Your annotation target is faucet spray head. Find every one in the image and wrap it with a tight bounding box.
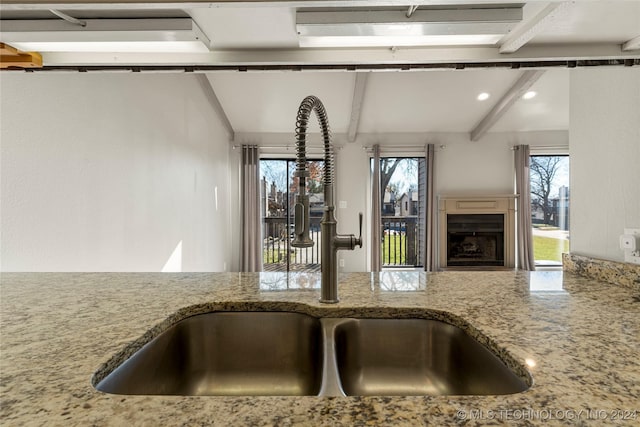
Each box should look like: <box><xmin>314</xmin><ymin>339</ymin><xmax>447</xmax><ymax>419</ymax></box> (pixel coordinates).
<box><xmin>291</xmin><ymin>193</ymin><xmax>314</xmax><ymax>248</ymax></box>
<box><xmin>291</xmin><ymin>166</ymin><xmax>314</xmax><ymax>248</ymax></box>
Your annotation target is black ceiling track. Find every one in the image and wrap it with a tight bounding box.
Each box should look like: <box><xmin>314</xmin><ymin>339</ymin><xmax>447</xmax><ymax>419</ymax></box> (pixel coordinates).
<box><xmin>7</xmin><ymin>58</ymin><xmax>640</xmax><ymax>72</ymax></box>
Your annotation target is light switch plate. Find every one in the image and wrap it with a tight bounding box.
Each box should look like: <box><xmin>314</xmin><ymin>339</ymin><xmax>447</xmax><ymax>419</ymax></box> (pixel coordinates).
<box><xmin>623</xmin><ymin>228</ymin><xmax>640</xmax><ymax>265</ymax></box>
<box><xmin>620</xmin><ymin>235</ymin><xmax>637</xmax><ymax>250</ymax></box>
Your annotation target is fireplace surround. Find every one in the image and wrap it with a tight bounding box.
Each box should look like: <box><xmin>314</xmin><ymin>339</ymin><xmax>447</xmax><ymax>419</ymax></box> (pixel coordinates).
<box><xmin>439</xmin><ymin>195</ymin><xmax>516</xmax><ymax>270</ymax></box>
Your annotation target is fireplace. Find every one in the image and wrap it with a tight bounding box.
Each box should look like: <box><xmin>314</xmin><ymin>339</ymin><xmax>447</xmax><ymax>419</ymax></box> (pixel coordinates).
<box><xmin>447</xmin><ymin>214</ymin><xmax>504</xmax><ymax>266</ymax></box>
<box><xmin>439</xmin><ymin>196</ymin><xmax>516</xmax><ymax>269</ymax></box>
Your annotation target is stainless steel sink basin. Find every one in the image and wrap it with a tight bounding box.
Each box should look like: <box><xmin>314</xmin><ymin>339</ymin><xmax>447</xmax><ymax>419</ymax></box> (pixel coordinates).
<box><xmin>95</xmin><ymin>312</ymin><xmax>530</xmax><ymax>397</ymax></box>
<box><xmin>96</xmin><ymin>312</ymin><xmax>323</xmax><ymax>396</ymax></box>
<box><xmin>333</xmin><ymin>318</ymin><xmax>529</xmax><ymax>396</ymax></box>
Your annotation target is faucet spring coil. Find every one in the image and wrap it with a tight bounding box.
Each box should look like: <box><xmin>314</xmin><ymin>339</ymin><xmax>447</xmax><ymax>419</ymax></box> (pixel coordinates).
<box><xmin>294</xmin><ymin>95</ymin><xmax>334</xmax><ymax>187</ymax></box>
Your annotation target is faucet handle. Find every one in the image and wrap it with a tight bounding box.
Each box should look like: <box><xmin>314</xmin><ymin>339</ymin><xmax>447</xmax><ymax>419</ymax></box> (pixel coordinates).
<box><xmin>356</xmin><ymin>212</ymin><xmax>363</xmax><ymax>248</ymax></box>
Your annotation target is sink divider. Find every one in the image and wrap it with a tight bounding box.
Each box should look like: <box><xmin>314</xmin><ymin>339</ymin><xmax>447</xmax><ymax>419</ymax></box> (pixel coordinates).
<box><xmin>318</xmin><ymin>318</ymin><xmax>352</xmax><ymax>397</ymax></box>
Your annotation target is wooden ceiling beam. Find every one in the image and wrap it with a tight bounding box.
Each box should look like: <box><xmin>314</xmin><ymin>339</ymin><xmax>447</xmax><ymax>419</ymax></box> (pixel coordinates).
<box><xmin>347</xmin><ymin>72</ymin><xmax>369</xmax><ymax>143</ymax></box>
<box><xmin>1</xmin><ymin>42</ymin><xmax>20</xmax><ymax>55</ymax></box>
<box><xmin>0</xmin><ymin>42</ymin><xmax>43</xmax><ymax>69</ymax></box>
<box><xmin>622</xmin><ymin>35</ymin><xmax>640</xmax><ymax>52</ymax></box>
<box><xmin>499</xmin><ymin>2</ymin><xmax>574</xmax><ymax>54</ymax></box>
<box><xmin>195</xmin><ymin>74</ymin><xmax>235</xmax><ymax>141</ymax></box>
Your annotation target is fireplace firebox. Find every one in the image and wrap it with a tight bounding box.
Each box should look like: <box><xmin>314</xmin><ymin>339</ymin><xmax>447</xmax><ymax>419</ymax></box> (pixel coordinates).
<box><xmin>447</xmin><ymin>214</ymin><xmax>504</xmax><ymax>266</ymax></box>
<box><xmin>439</xmin><ymin>196</ymin><xmax>516</xmax><ymax>270</ymax></box>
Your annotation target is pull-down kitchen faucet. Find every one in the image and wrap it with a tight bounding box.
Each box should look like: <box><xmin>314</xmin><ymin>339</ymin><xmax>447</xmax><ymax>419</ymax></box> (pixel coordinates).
<box><xmin>290</xmin><ymin>95</ymin><xmax>362</xmax><ymax>303</ymax></box>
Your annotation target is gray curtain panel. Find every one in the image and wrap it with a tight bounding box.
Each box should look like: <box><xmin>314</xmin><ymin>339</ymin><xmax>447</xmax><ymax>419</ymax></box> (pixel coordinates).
<box><xmin>370</xmin><ymin>144</ymin><xmax>382</xmax><ymax>272</ymax></box>
<box><xmin>425</xmin><ymin>144</ymin><xmax>438</xmax><ymax>271</ymax></box>
<box><xmin>241</xmin><ymin>145</ymin><xmax>262</xmax><ymax>272</ymax></box>
<box><xmin>514</xmin><ymin>145</ymin><xmax>535</xmax><ymax>270</ymax></box>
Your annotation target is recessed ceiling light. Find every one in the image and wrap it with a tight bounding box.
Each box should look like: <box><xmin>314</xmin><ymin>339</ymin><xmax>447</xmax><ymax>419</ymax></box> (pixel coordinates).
<box><xmin>477</xmin><ymin>92</ymin><xmax>490</xmax><ymax>101</ymax></box>
<box><xmin>523</xmin><ymin>91</ymin><xmax>537</xmax><ymax>100</ymax></box>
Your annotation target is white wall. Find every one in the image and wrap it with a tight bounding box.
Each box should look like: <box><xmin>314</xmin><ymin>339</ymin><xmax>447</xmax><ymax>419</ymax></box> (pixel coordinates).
<box><xmin>569</xmin><ymin>67</ymin><xmax>640</xmax><ymax>262</ymax></box>
<box><xmin>335</xmin><ymin>142</ymin><xmax>370</xmax><ymax>272</ymax></box>
<box><xmin>433</xmin><ymin>131</ymin><xmax>569</xmax><ymax>194</ymax></box>
<box><xmin>1</xmin><ymin>73</ymin><xmax>233</xmax><ymax>272</ymax></box>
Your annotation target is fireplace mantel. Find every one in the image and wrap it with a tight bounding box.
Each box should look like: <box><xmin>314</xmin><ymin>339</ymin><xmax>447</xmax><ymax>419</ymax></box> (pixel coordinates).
<box><xmin>438</xmin><ymin>195</ymin><xmax>517</xmax><ymax>270</ymax></box>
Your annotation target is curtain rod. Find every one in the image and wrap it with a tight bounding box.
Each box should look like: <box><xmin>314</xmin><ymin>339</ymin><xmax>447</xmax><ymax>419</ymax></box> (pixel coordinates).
<box><xmin>363</xmin><ymin>144</ymin><xmax>566</xmax><ymax>153</ymax></box>
<box><xmin>363</xmin><ymin>144</ymin><xmax>428</xmax><ymax>153</ymax></box>
<box><xmin>512</xmin><ymin>145</ymin><xmax>569</xmax><ymax>151</ymax></box>
<box><xmin>232</xmin><ymin>144</ymin><xmax>339</xmax><ymax>151</ymax></box>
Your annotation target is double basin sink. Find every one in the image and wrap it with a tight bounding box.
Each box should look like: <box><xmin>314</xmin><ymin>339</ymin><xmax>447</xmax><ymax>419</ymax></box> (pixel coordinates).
<box><xmin>95</xmin><ymin>311</ymin><xmax>530</xmax><ymax>397</ymax></box>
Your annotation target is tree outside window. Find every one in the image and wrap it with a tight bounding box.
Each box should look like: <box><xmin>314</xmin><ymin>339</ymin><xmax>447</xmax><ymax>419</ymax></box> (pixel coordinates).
<box><xmin>530</xmin><ymin>155</ymin><xmax>570</xmax><ymax>265</ymax></box>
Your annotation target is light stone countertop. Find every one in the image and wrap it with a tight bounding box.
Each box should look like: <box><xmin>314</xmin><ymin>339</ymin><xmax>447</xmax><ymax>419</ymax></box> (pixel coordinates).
<box><xmin>1</xmin><ymin>271</ymin><xmax>639</xmax><ymax>426</ymax></box>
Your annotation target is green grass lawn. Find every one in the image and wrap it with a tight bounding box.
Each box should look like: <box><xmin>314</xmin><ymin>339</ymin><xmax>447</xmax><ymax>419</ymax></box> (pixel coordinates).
<box><xmin>267</xmin><ymin>232</ymin><xmax>568</xmax><ymax>264</ymax></box>
<box><xmin>265</xmin><ymin>234</ymin><xmax>408</xmax><ymax>266</ymax></box>
<box><xmin>382</xmin><ymin>234</ymin><xmax>406</xmax><ymax>265</ymax></box>
<box><xmin>533</xmin><ymin>235</ymin><xmax>569</xmax><ymax>262</ymax></box>
<box><xmin>263</xmin><ymin>248</ymin><xmax>289</xmax><ymax>263</ymax></box>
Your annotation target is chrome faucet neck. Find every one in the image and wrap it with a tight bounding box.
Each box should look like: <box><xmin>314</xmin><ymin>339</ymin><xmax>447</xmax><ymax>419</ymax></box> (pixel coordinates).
<box><xmin>291</xmin><ymin>96</ymin><xmax>362</xmax><ymax>304</ymax></box>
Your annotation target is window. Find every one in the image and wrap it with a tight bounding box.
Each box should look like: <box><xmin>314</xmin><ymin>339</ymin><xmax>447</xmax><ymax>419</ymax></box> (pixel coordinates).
<box><xmin>373</xmin><ymin>157</ymin><xmax>425</xmax><ymax>268</ymax></box>
<box><xmin>530</xmin><ymin>155</ymin><xmax>570</xmax><ymax>266</ymax></box>
<box><xmin>260</xmin><ymin>159</ymin><xmax>324</xmax><ymax>272</ymax></box>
